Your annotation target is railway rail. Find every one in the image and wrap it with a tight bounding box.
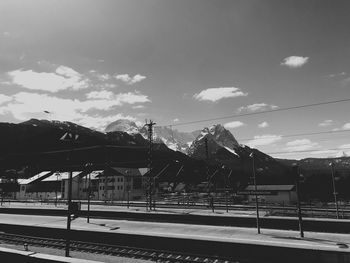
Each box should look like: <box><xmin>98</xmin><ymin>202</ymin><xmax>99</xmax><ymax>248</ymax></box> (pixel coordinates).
<box><xmin>0</xmin><ymin>232</ymin><xmax>238</xmax><ymax>263</ymax></box>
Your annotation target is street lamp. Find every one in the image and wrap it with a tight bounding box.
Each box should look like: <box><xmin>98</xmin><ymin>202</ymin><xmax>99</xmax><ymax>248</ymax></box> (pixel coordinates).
<box><xmin>222</xmin><ymin>165</ymin><xmax>232</xmax><ymax>213</ymax></box>
<box><xmin>60</xmin><ymin>132</ymin><xmax>79</xmax><ymax>257</ymax></box>
<box><xmin>55</xmin><ymin>172</ymin><xmax>61</xmax><ymax>207</ymax></box>
<box><xmin>85</xmin><ymin>163</ymin><xmax>93</xmax><ymax>223</ymax></box>
<box><xmin>329</xmin><ymin>162</ymin><xmax>339</xmax><ymax>219</ymax></box>
<box><xmin>249</xmin><ymin>152</ymin><xmax>260</xmax><ymax>234</ymax></box>
<box><xmin>292</xmin><ymin>163</ymin><xmax>304</xmax><ymax>238</ymax></box>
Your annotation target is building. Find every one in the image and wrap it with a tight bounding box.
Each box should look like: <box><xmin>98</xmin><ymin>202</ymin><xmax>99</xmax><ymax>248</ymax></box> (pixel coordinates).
<box><xmin>244</xmin><ymin>184</ymin><xmax>297</xmax><ymax>204</ymax></box>
<box><xmin>18</xmin><ymin>171</ymin><xmax>84</xmax><ymax>201</ymax></box>
<box><xmin>97</xmin><ymin>167</ymin><xmax>148</xmax><ymax>201</ymax></box>
<box><xmin>16</xmin><ymin>167</ymin><xmax>149</xmax><ymax>202</ymax></box>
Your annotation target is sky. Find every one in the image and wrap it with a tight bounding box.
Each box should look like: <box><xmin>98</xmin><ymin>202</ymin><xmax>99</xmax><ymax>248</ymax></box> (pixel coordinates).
<box><xmin>0</xmin><ymin>0</ymin><xmax>350</xmax><ymax>159</ymax></box>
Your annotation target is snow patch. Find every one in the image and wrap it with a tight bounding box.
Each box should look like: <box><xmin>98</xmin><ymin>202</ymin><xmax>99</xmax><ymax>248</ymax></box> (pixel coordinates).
<box><xmin>224</xmin><ymin>146</ymin><xmax>239</xmax><ymax>157</ymax></box>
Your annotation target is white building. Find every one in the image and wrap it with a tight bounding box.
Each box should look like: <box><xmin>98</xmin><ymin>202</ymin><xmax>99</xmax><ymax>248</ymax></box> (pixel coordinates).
<box><xmin>244</xmin><ymin>184</ymin><xmax>297</xmax><ymax>204</ymax></box>
<box><xmin>98</xmin><ymin>167</ymin><xmax>148</xmax><ymax>201</ymax></box>
<box><xmin>17</xmin><ymin>167</ymin><xmax>149</xmax><ymax>202</ymax></box>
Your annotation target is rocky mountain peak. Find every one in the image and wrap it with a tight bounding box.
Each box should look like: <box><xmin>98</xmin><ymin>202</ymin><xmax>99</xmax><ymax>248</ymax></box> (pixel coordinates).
<box><xmin>188</xmin><ymin>124</ymin><xmax>240</xmax><ymax>158</ymax></box>
<box><xmin>105</xmin><ymin>119</ymin><xmax>139</xmax><ymax>134</ymax></box>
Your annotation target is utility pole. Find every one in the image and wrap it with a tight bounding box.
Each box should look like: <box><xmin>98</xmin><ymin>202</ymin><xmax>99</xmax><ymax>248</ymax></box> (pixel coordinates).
<box><xmin>250</xmin><ymin>152</ymin><xmax>260</xmax><ymax>234</ymax></box>
<box><xmin>329</xmin><ymin>162</ymin><xmax>339</xmax><ymax>219</ymax></box>
<box><xmin>293</xmin><ymin>163</ymin><xmax>304</xmax><ymax>238</ymax></box>
<box><xmin>145</xmin><ymin>120</ymin><xmax>156</xmax><ymax>211</ymax></box>
<box><xmin>85</xmin><ymin>163</ymin><xmax>92</xmax><ymax>223</ymax></box>
<box><xmin>205</xmin><ymin>138</ymin><xmax>213</xmax><ymax>211</ymax></box>
<box><xmin>60</xmin><ymin>132</ymin><xmax>79</xmax><ymax>257</ymax></box>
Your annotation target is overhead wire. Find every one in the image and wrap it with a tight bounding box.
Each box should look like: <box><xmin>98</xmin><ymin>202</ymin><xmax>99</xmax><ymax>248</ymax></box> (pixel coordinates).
<box><xmin>157</xmin><ymin>97</ymin><xmax>350</xmax><ymax>128</ymax></box>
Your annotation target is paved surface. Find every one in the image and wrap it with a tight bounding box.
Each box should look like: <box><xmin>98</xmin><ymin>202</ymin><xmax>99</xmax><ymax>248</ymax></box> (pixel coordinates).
<box><xmin>0</xmin><ymin>213</ymin><xmax>349</xmax><ymax>253</ymax></box>
<box><xmin>0</xmin><ymin>200</ymin><xmax>272</xmax><ymax>217</ymax></box>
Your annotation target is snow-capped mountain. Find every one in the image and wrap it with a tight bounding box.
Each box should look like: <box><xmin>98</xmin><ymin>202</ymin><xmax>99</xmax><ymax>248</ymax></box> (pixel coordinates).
<box><xmin>188</xmin><ymin>124</ymin><xmax>241</xmax><ymax>158</ymax></box>
<box><xmin>106</xmin><ymin>119</ymin><xmax>199</xmax><ymax>153</ymax></box>
<box><xmin>105</xmin><ymin>119</ymin><xmax>139</xmax><ymax>134</ymax></box>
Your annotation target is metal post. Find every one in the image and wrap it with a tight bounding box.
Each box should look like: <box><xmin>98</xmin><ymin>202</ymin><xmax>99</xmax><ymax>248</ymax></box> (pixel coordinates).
<box><xmin>145</xmin><ymin>120</ymin><xmax>156</xmax><ymax>211</ymax></box>
<box><xmin>55</xmin><ymin>172</ymin><xmax>58</xmax><ymax>207</ymax></box>
<box><xmin>251</xmin><ymin>152</ymin><xmax>260</xmax><ymax>234</ymax></box>
<box><xmin>293</xmin><ymin>163</ymin><xmax>304</xmax><ymax>238</ymax></box>
<box><xmin>87</xmin><ymin>169</ymin><xmax>91</xmax><ymax>223</ymax></box>
<box><xmin>60</xmin><ymin>131</ymin><xmax>79</xmax><ymax>258</ymax></box>
<box><xmin>330</xmin><ymin>163</ymin><xmax>339</xmax><ymax>219</ymax></box>
<box><xmin>65</xmin><ymin>169</ymin><xmax>73</xmax><ymax>257</ymax></box>
<box><xmin>205</xmin><ymin>138</ymin><xmax>211</xmax><ymax>210</ymax></box>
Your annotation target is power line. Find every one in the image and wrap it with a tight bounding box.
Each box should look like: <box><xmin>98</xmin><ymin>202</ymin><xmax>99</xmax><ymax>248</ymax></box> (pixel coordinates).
<box><xmin>158</xmin><ymin>97</ymin><xmax>350</xmax><ymax>127</ymax></box>
<box><xmin>266</xmin><ymin>146</ymin><xmax>350</xmax><ymax>156</ymax></box>
<box><xmin>238</xmin><ymin>129</ymin><xmax>350</xmax><ymax>142</ymax></box>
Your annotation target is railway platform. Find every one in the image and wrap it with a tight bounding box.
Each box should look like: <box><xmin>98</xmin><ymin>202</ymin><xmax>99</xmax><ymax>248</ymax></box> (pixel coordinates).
<box><xmin>0</xmin><ymin>213</ymin><xmax>348</xmax><ymax>262</ymax></box>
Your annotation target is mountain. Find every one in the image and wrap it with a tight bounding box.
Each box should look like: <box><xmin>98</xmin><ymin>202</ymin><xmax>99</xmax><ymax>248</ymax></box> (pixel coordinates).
<box><xmin>105</xmin><ymin>119</ymin><xmax>139</xmax><ymax>134</ymax></box>
<box><xmin>106</xmin><ymin>119</ymin><xmax>199</xmax><ymax>153</ymax></box>
<box><xmin>188</xmin><ymin>124</ymin><xmax>291</xmax><ymax>184</ymax></box>
<box><xmin>0</xmin><ymin>119</ymin><xmax>181</xmax><ymax>169</ymax></box>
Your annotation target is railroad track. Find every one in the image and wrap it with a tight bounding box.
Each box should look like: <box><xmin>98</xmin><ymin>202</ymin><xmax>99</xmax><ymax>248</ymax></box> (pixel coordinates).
<box><xmin>0</xmin><ymin>232</ymin><xmax>238</xmax><ymax>263</ymax></box>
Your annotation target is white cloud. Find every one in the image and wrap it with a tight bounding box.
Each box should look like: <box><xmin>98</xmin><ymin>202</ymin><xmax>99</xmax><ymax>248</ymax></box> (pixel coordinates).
<box><xmin>281</xmin><ymin>56</ymin><xmax>309</xmax><ymax>68</ymax></box>
<box><xmin>284</xmin><ymin>139</ymin><xmax>319</xmax><ymax>152</ymax></box>
<box><xmin>342</xmin><ymin>123</ymin><xmax>350</xmax><ymax>130</ymax></box>
<box><xmin>132</xmin><ymin>105</ymin><xmax>145</xmax><ymax>109</ymax></box>
<box><xmin>0</xmin><ymin>92</ymin><xmax>143</xmax><ymax>131</ymax></box>
<box><xmin>224</xmin><ymin>121</ymin><xmax>245</xmax><ymax>129</ymax></box>
<box><xmin>246</xmin><ymin>134</ymin><xmax>282</xmax><ymax>147</ymax></box>
<box><xmin>0</xmin><ymin>90</ymin><xmax>149</xmax><ymax>121</ymax></box>
<box><xmin>86</xmin><ymin>90</ymin><xmax>114</xmax><ymax>100</ymax></box>
<box><xmin>193</xmin><ymin>87</ymin><xmax>247</xmax><ymax>102</ymax></box>
<box><xmin>8</xmin><ymin>66</ymin><xmax>89</xmax><ymax>92</ymax></box>
<box><xmin>238</xmin><ymin>103</ymin><xmax>278</xmax><ymax>113</ymax></box>
<box><xmin>338</xmin><ymin>144</ymin><xmax>350</xmax><ymax>150</ymax></box>
<box><xmin>326</xmin><ymin>72</ymin><xmax>346</xmax><ymax>78</ymax></box>
<box><xmin>318</xmin><ymin>119</ymin><xmax>333</xmax><ymax>127</ymax></box>
<box><xmin>0</xmin><ymin>94</ymin><xmax>12</xmax><ymax>105</ymax></box>
<box><xmin>76</xmin><ymin>113</ymin><xmax>136</xmax><ymax>131</ymax></box>
<box><xmin>258</xmin><ymin>121</ymin><xmax>269</xmax><ymax>128</ymax></box>
<box><xmin>173</xmin><ymin>118</ymin><xmax>179</xmax><ymax>122</ymax></box>
<box><xmin>115</xmin><ymin>74</ymin><xmax>146</xmax><ymax>85</ymax></box>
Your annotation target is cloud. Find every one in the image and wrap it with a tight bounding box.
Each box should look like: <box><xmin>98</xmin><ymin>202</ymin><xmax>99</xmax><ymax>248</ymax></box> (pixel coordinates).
<box><xmin>246</xmin><ymin>134</ymin><xmax>282</xmax><ymax>147</ymax></box>
<box><xmin>284</xmin><ymin>139</ymin><xmax>319</xmax><ymax>152</ymax></box>
<box><xmin>281</xmin><ymin>56</ymin><xmax>309</xmax><ymax>68</ymax></box>
<box><xmin>193</xmin><ymin>87</ymin><xmax>247</xmax><ymax>102</ymax></box>
<box><xmin>224</xmin><ymin>121</ymin><xmax>245</xmax><ymax>129</ymax></box>
<box><xmin>326</xmin><ymin>72</ymin><xmax>346</xmax><ymax>78</ymax></box>
<box><xmin>238</xmin><ymin>103</ymin><xmax>278</xmax><ymax>113</ymax></box>
<box><xmin>132</xmin><ymin>105</ymin><xmax>145</xmax><ymax>109</ymax></box>
<box><xmin>76</xmin><ymin>113</ymin><xmax>136</xmax><ymax>131</ymax></box>
<box><xmin>115</xmin><ymin>74</ymin><xmax>146</xmax><ymax>85</ymax></box>
<box><xmin>342</xmin><ymin>123</ymin><xmax>350</xmax><ymax>130</ymax></box>
<box><xmin>173</xmin><ymin>118</ymin><xmax>179</xmax><ymax>122</ymax></box>
<box><xmin>86</xmin><ymin>90</ymin><xmax>114</xmax><ymax>100</ymax></box>
<box><xmin>88</xmin><ymin>70</ymin><xmax>112</xmax><ymax>82</ymax></box>
<box><xmin>7</xmin><ymin>66</ymin><xmax>89</xmax><ymax>92</ymax></box>
<box><xmin>338</xmin><ymin>144</ymin><xmax>350</xmax><ymax>150</ymax></box>
<box><xmin>0</xmin><ymin>91</ymin><xmax>149</xmax><ymax>124</ymax></box>
<box><xmin>318</xmin><ymin>119</ymin><xmax>333</xmax><ymax>127</ymax></box>
<box><xmin>258</xmin><ymin>121</ymin><xmax>269</xmax><ymax>128</ymax></box>
<box><xmin>0</xmin><ymin>94</ymin><xmax>12</xmax><ymax>105</ymax></box>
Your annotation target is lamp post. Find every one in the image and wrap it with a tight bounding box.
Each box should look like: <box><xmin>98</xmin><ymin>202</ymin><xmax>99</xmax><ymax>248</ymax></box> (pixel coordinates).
<box><xmin>250</xmin><ymin>152</ymin><xmax>260</xmax><ymax>234</ymax></box>
<box><xmin>55</xmin><ymin>172</ymin><xmax>60</xmax><ymax>207</ymax></box>
<box><xmin>329</xmin><ymin>162</ymin><xmax>339</xmax><ymax>219</ymax></box>
<box><xmin>85</xmin><ymin>163</ymin><xmax>92</xmax><ymax>223</ymax></box>
<box><xmin>292</xmin><ymin>163</ymin><xmax>304</xmax><ymax>238</ymax></box>
<box><xmin>60</xmin><ymin>132</ymin><xmax>79</xmax><ymax>257</ymax></box>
